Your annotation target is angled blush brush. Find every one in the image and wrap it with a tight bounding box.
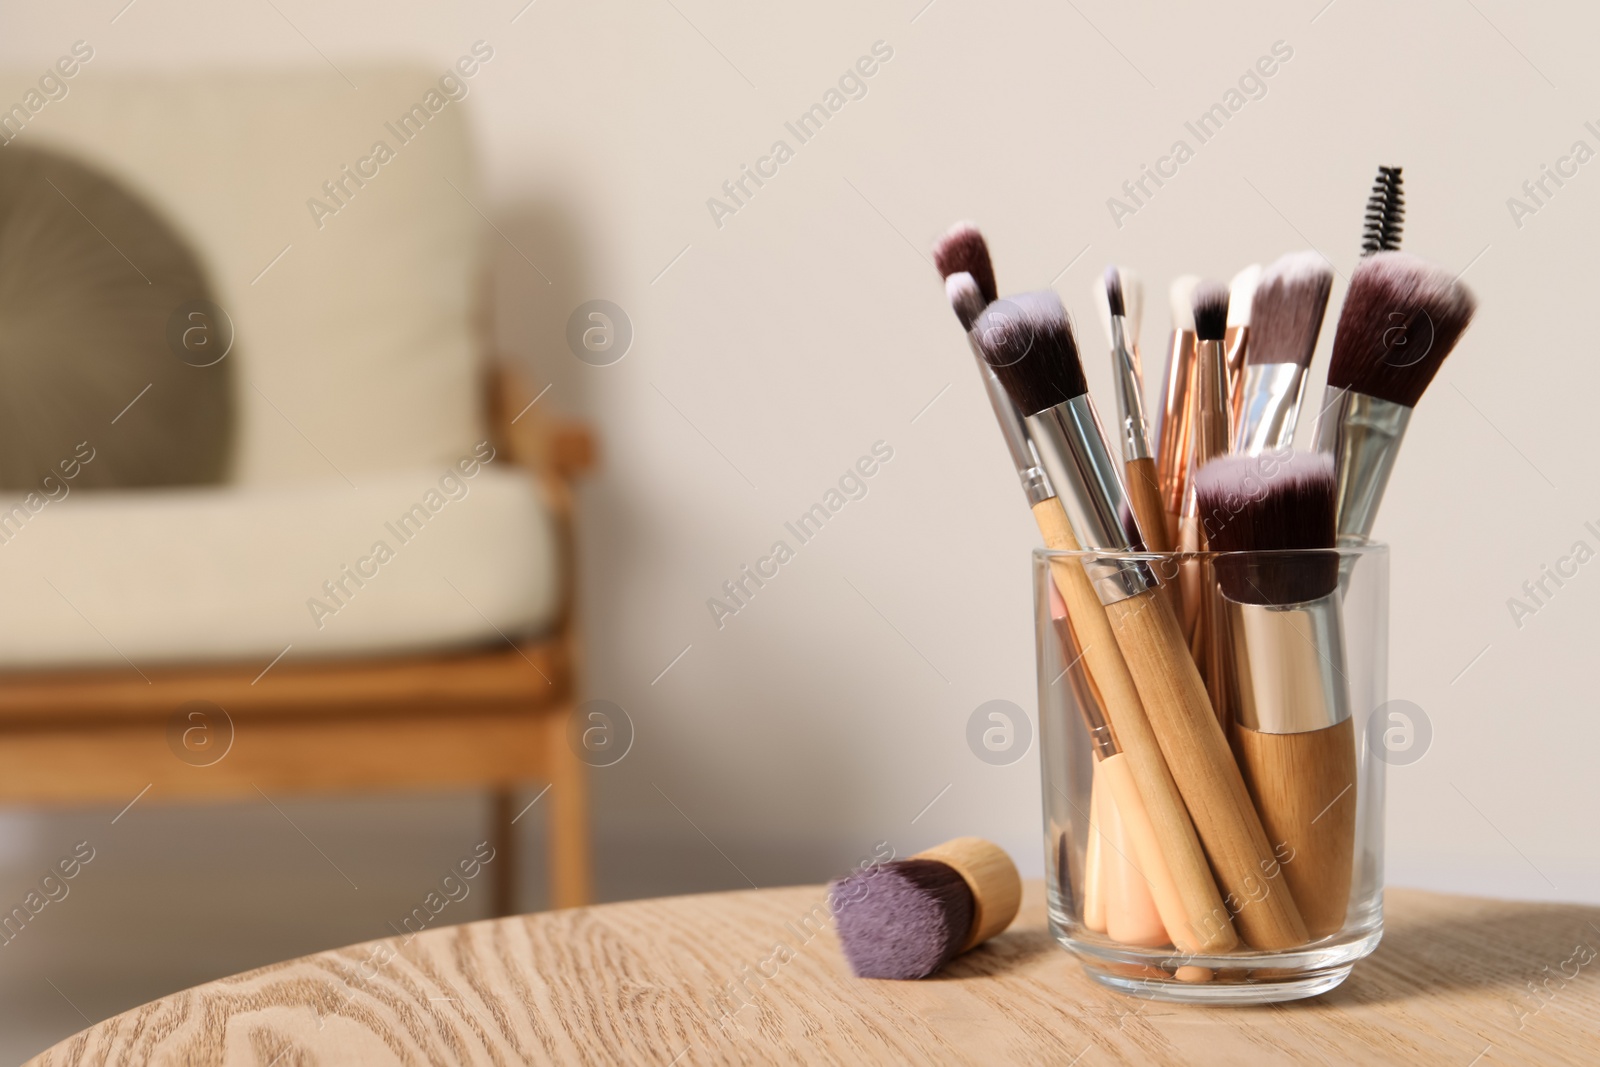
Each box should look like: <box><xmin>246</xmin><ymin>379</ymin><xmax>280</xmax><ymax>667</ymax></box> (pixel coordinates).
<box><xmin>1313</xmin><ymin>252</ymin><xmax>1476</xmax><ymax>549</ymax></box>
<box><xmin>1361</xmin><ymin>166</ymin><xmax>1404</xmax><ymax>256</ymax></box>
<box><xmin>1234</xmin><ymin>252</ymin><xmax>1334</xmax><ymax>454</ymax></box>
<box><xmin>977</xmin><ymin>292</ymin><xmax>1306</xmax><ymax>950</ymax></box>
<box><xmin>1196</xmin><ymin>451</ymin><xmax>1356</xmax><ymax>938</ymax></box>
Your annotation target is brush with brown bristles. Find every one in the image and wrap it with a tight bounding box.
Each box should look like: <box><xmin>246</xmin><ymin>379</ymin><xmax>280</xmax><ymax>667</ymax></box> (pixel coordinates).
<box><xmin>945</xmin><ymin>280</ymin><xmax>1235</xmax><ymax>955</ymax></box>
<box><xmin>1195</xmin><ymin>451</ymin><xmax>1356</xmax><ymax>939</ymax></box>
<box><xmin>975</xmin><ymin>291</ymin><xmax>1307</xmax><ymax>950</ymax></box>
<box><xmin>1234</xmin><ymin>251</ymin><xmax>1334</xmax><ymax>454</ymax></box>
<box><xmin>1312</xmin><ymin>252</ymin><xmax>1476</xmax><ymax>556</ymax></box>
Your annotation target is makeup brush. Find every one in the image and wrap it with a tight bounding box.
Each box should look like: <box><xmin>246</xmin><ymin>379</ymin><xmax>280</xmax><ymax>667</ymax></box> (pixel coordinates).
<box><xmin>1100</xmin><ymin>267</ymin><xmax>1171</xmax><ymax>560</ymax></box>
<box><xmin>965</xmin><ymin>292</ymin><xmax>1234</xmax><ymax>955</ymax></box>
<box><xmin>1361</xmin><ymin>166</ymin><xmax>1404</xmax><ymax>256</ymax></box>
<box><xmin>1234</xmin><ymin>252</ymin><xmax>1334</xmax><ymax>455</ymax></box>
<box><xmin>1155</xmin><ymin>276</ymin><xmax>1200</xmax><ymax>551</ymax></box>
<box><xmin>830</xmin><ymin>837</ymin><xmax>1020</xmax><ymax>979</ymax></box>
<box><xmin>1225</xmin><ymin>264</ymin><xmax>1261</xmax><ymax>417</ymax></box>
<box><xmin>1049</xmin><ymin>582</ymin><xmax>1168</xmax><ymax>948</ymax></box>
<box><xmin>933</xmin><ymin>222</ymin><xmax>998</xmax><ymax>304</ymax></box>
<box><xmin>977</xmin><ymin>292</ymin><xmax>1307</xmax><ymax>950</ymax></box>
<box><xmin>1313</xmin><ymin>252</ymin><xmax>1476</xmax><ymax>550</ymax></box>
<box><xmin>1195</xmin><ymin>451</ymin><xmax>1356</xmax><ymax>938</ymax></box>
<box><xmin>1181</xmin><ymin>283</ymin><xmax>1236</xmax><ymax>726</ymax></box>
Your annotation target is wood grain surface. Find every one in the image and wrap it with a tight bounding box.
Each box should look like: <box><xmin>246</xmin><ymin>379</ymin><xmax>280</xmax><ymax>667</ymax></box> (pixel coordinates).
<box><xmin>26</xmin><ymin>883</ymin><xmax>1600</xmax><ymax>1066</ymax></box>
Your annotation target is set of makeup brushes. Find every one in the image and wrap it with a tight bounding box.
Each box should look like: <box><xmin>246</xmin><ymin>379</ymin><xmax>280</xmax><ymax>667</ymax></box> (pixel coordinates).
<box><xmin>935</xmin><ymin>167</ymin><xmax>1477</xmax><ymax>956</ymax></box>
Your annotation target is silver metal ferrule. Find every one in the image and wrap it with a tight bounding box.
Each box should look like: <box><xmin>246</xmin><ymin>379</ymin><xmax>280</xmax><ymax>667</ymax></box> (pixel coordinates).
<box><xmin>1312</xmin><ymin>386</ymin><xmax>1412</xmax><ymax>543</ymax></box>
<box><xmin>966</xmin><ymin>335</ymin><xmax>1054</xmax><ymax>506</ymax></box>
<box><xmin>1228</xmin><ymin>592</ymin><xmax>1351</xmax><ymax>734</ymax></box>
<box><xmin>1110</xmin><ymin>317</ymin><xmax>1153</xmax><ymax>463</ymax></box>
<box><xmin>1234</xmin><ymin>362</ymin><xmax>1307</xmax><ymax>456</ymax></box>
<box><xmin>1026</xmin><ymin>394</ymin><xmax>1154</xmax><ymax>605</ymax></box>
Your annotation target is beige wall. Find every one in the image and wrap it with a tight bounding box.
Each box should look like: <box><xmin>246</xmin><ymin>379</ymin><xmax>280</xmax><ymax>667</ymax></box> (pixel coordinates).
<box><xmin>1</xmin><ymin>0</ymin><xmax>1596</xmax><ymax>984</ymax></box>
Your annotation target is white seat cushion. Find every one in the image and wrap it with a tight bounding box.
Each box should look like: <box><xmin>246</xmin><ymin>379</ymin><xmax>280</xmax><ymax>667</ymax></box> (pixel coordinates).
<box><xmin>0</xmin><ymin>465</ymin><xmax>559</xmax><ymax>669</ymax></box>
<box><xmin>20</xmin><ymin>67</ymin><xmax>486</xmax><ymax>487</ymax></box>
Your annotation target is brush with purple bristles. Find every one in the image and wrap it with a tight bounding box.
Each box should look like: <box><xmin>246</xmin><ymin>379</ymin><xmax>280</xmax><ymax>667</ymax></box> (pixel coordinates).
<box><xmin>829</xmin><ymin>837</ymin><xmax>1020</xmax><ymax>980</ymax></box>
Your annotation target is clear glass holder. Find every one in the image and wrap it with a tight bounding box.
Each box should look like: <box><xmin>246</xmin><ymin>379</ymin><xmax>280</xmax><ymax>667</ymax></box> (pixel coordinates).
<box><xmin>1036</xmin><ymin>544</ymin><xmax>1388</xmax><ymax>1004</ymax></box>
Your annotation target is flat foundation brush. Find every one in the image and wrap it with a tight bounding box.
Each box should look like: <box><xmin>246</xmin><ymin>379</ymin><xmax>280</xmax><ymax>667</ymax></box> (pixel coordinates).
<box><xmin>977</xmin><ymin>292</ymin><xmax>1307</xmax><ymax>950</ymax></box>
<box><xmin>1313</xmin><ymin>252</ymin><xmax>1476</xmax><ymax>554</ymax></box>
<box><xmin>1234</xmin><ymin>252</ymin><xmax>1334</xmax><ymax>454</ymax></box>
<box><xmin>1196</xmin><ymin>452</ymin><xmax>1355</xmax><ymax>938</ymax></box>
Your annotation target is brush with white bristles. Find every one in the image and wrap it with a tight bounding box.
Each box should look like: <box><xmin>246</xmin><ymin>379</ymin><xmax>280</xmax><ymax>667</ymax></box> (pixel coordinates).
<box><xmin>1234</xmin><ymin>251</ymin><xmax>1334</xmax><ymax>454</ymax></box>
<box><xmin>1224</xmin><ymin>264</ymin><xmax>1261</xmax><ymax>420</ymax></box>
<box><xmin>1313</xmin><ymin>251</ymin><xmax>1476</xmax><ymax>550</ymax></box>
<box><xmin>1154</xmin><ymin>274</ymin><xmax>1201</xmax><ymax>552</ymax></box>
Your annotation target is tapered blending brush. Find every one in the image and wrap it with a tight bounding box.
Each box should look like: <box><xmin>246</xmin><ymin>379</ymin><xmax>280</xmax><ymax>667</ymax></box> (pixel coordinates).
<box><xmin>1225</xmin><ymin>264</ymin><xmax>1261</xmax><ymax>417</ymax></box>
<box><xmin>1180</xmin><ymin>284</ymin><xmax>1236</xmax><ymax>727</ymax></box>
<box><xmin>1195</xmin><ymin>452</ymin><xmax>1356</xmax><ymax>938</ymax></box>
<box><xmin>933</xmin><ymin>221</ymin><xmax>998</xmax><ymax>304</ymax></box>
<box><xmin>1099</xmin><ymin>267</ymin><xmax>1172</xmax><ymax>560</ymax></box>
<box><xmin>1234</xmin><ymin>252</ymin><xmax>1334</xmax><ymax>454</ymax></box>
<box><xmin>962</xmin><ymin>291</ymin><xmax>1234</xmax><ymax>955</ymax></box>
<box><xmin>1313</xmin><ymin>252</ymin><xmax>1476</xmax><ymax>549</ymax></box>
<box><xmin>830</xmin><ymin>838</ymin><xmax>1020</xmax><ymax>979</ymax></box>
<box><xmin>977</xmin><ymin>293</ymin><xmax>1307</xmax><ymax>950</ymax></box>
<box><xmin>1361</xmin><ymin>166</ymin><xmax>1404</xmax><ymax>255</ymax></box>
<box><xmin>1155</xmin><ymin>275</ymin><xmax>1200</xmax><ymax>551</ymax></box>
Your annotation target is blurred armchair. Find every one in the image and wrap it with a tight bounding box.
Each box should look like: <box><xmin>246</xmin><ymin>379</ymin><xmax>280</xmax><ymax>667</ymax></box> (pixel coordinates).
<box><xmin>0</xmin><ymin>67</ymin><xmax>591</xmax><ymax>911</ymax></box>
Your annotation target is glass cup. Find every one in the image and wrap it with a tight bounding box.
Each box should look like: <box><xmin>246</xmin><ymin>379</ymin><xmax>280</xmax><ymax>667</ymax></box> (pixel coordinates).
<box><xmin>1036</xmin><ymin>543</ymin><xmax>1388</xmax><ymax>1004</ymax></box>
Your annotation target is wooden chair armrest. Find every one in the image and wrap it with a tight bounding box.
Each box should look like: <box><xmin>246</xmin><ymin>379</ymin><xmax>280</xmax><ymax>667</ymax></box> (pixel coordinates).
<box><xmin>487</xmin><ymin>362</ymin><xmax>598</xmax><ymax>480</ymax></box>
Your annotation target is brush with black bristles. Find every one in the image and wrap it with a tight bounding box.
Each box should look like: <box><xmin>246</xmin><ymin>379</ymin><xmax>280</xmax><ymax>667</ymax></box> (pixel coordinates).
<box><xmin>975</xmin><ymin>291</ymin><xmax>1307</xmax><ymax>950</ymax></box>
<box><xmin>1312</xmin><ymin>251</ymin><xmax>1476</xmax><ymax>551</ymax></box>
<box><xmin>1194</xmin><ymin>451</ymin><xmax>1356</xmax><ymax>939</ymax></box>
<box><xmin>1180</xmin><ymin>283</ymin><xmax>1236</xmax><ymax>726</ymax></box>
<box><xmin>1234</xmin><ymin>251</ymin><xmax>1335</xmax><ymax>454</ymax></box>
<box><xmin>830</xmin><ymin>837</ymin><xmax>1020</xmax><ymax>979</ymax></box>
<box><xmin>1361</xmin><ymin>166</ymin><xmax>1404</xmax><ymax>256</ymax></box>
<box><xmin>933</xmin><ymin>227</ymin><xmax>1053</xmax><ymax>509</ymax></box>
<box><xmin>1098</xmin><ymin>267</ymin><xmax>1172</xmax><ymax>559</ymax></box>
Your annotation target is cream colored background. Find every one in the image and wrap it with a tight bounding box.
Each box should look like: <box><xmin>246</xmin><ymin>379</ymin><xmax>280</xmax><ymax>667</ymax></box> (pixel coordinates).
<box><xmin>2</xmin><ymin>0</ymin><xmax>1597</xmax><ymax>1056</ymax></box>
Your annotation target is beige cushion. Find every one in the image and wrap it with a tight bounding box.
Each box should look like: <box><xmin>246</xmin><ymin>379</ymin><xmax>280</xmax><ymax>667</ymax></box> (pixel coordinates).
<box><xmin>19</xmin><ymin>67</ymin><xmax>485</xmax><ymax>486</ymax></box>
<box><xmin>0</xmin><ymin>464</ymin><xmax>558</xmax><ymax>668</ymax></box>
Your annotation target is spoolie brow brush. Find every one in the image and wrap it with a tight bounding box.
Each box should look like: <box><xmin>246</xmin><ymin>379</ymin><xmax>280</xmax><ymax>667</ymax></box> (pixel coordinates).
<box><xmin>1313</xmin><ymin>252</ymin><xmax>1476</xmax><ymax>557</ymax></box>
<box><xmin>1233</xmin><ymin>251</ymin><xmax>1334</xmax><ymax>455</ymax></box>
<box><xmin>1361</xmin><ymin>166</ymin><xmax>1404</xmax><ymax>256</ymax></box>
<box><xmin>977</xmin><ymin>292</ymin><xmax>1307</xmax><ymax>950</ymax></box>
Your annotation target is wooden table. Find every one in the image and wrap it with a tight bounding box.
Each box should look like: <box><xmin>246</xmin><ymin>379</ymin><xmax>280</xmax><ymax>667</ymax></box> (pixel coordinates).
<box><xmin>26</xmin><ymin>883</ymin><xmax>1600</xmax><ymax>1065</ymax></box>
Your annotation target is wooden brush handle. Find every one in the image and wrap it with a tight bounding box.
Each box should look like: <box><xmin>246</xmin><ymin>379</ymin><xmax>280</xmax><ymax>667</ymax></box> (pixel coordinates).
<box><xmin>1104</xmin><ymin>588</ymin><xmax>1310</xmax><ymax>950</ymax></box>
<box><xmin>1084</xmin><ymin>763</ymin><xmax>1108</xmax><ymax>933</ymax></box>
<box><xmin>1100</xmin><ymin>752</ymin><xmax>1177</xmax><ymax>948</ymax></box>
<box><xmin>914</xmin><ymin>837</ymin><xmax>1021</xmax><ymax>952</ymax></box>
<box><xmin>1125</xmin><ymin>457</ymin><xmax>1171</xmax><ymax>554</ymax></box>
<box><xmin>1032</xmin><ymin>500</ymin><xmax>1236</xmax><ymax>954</ymax></box>
<box><xmin>1233</xmin><ymin>719</ymin><xmax>1357</xmax><ymax>940</ymax></box>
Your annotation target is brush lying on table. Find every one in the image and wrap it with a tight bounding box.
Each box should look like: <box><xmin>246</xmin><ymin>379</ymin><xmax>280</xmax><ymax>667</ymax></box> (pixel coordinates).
<box><xmin>830</xmin><ymin>837</ymin><xmax>1021</xmax><ymax>980</ymax></box>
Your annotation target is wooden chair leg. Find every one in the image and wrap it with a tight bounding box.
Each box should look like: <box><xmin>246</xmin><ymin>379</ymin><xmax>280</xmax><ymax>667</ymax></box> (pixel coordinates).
<box><xmin>544</xmin><ymin>705</ymin><xmax>592</xmax><ymax>908</ymax></box>
<box><xmin>489</xmin><ymin>788</ymin><xmax>519</xmax><ymax>918</ymax></box>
